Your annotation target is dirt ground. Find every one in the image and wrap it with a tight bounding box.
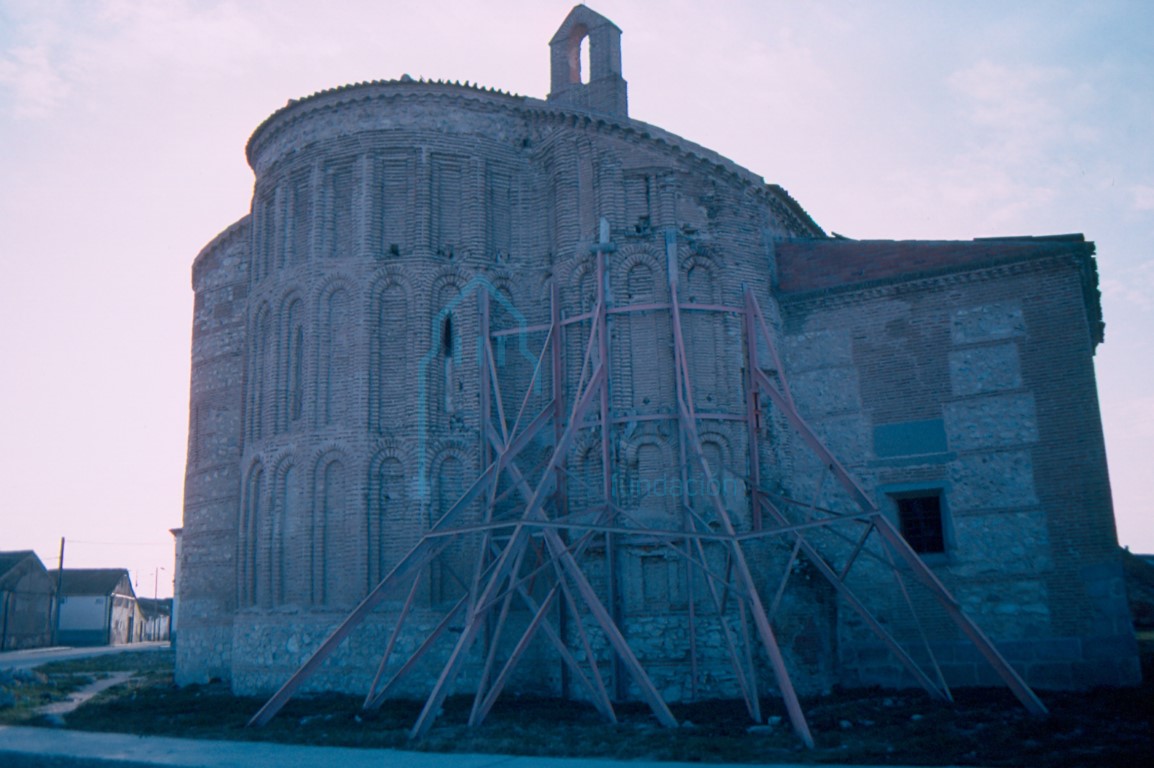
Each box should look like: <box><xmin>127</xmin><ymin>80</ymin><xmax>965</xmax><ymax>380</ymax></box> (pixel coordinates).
<box><xmin>2</xmin><ymin>646</ymin><xmax>1151</xmax><ymax>766</ymax></box>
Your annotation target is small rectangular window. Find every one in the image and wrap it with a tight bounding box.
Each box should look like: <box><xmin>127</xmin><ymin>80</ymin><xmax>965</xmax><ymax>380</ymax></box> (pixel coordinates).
<box><xmin>896</xmin><ymin>494</ymin><xmax>945</xmax><ymax>554</ymax></box>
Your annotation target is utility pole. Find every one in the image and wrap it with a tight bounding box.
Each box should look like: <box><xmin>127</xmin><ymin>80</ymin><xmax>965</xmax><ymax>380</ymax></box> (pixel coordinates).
<box><xmin>52</xmin><ymin>537</ymin><xmax>65</xmax><ymax>646</ymax></box>
<box><xmin>2</xmin><ymin>589</ymin><xmax>11</xmax><ymax>652</ymax></box>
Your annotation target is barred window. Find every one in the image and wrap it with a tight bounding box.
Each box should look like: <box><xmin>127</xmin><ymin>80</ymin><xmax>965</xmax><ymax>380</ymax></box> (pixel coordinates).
<box><xmin>896</xmin><ymin>494</ymin><xmax>945</xmax><ymax>555</ymax></box>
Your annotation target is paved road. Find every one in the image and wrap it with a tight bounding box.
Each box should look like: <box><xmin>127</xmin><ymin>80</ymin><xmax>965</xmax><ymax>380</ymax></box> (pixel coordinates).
<box><xmin>0</xmin><ymin>726</ymin><xmax>961</xmax><ymax>768</ymax></box>
<box><xmin>0</xmin><ymin>642</ymin><xmax>169</xmax><ymax>671</ymax></box>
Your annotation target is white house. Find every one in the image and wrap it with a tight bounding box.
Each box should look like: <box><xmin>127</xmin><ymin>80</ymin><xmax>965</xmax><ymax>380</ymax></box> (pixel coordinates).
<box><xmin>50</xmin><ymin>569</ymin><xmax>140</xmax><ymax>646</ymax></box>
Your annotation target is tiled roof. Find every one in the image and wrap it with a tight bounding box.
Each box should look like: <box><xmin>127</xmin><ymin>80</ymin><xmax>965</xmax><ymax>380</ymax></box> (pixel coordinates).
<box><xmin>48</xmin><ymin>568</ymin><xmax>134</xmax><ymax>597</ymax></box>
<box><xmin>775</xmin><ymin>234</ymin><xmax>1104</xmax><ymax>347</ymax></box>
<box><xmin>0</xmin><ymin>550</ymin><xmax>39</xmax><ymax>587</ymax></box>
<box><xmin>776</xmin><ymin>235</ymin><xmax>1091</xmax><ymax>294</ymax></box>
<box><xmin>136</xmin><ymin>597</ymin><xmax>172</xmax><ymax>618</ymax></box>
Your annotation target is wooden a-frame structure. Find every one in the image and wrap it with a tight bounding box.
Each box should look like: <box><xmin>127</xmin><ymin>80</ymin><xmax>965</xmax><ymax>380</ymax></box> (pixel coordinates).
<box><xmin>249</xmin><ymin>225</ymin><xmax>1047</xmax><ymax>747</ymax></box>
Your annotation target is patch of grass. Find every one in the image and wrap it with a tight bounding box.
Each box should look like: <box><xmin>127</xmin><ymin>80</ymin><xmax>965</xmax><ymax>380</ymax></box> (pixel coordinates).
<box><xmin>22</xmin><ymin>646</ymin><xmax>1154</xmax><ymax>766</ymax></box>
<box><xmin>0</xmin><ymin>649</ymin><xmax>173</xmax><ymax>726</ymax></box>
<box><xmin>37</xmin><ymin>649</ymin><xmax>173</xmax><ymax>676</ymax></box>
<box><xmin>0</xmin><ymin>670</ymin><xmax>91</xmax><ymax>725</ymax></box>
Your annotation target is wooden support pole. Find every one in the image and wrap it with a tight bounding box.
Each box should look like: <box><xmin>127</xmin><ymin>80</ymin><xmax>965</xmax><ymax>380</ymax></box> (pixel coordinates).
<box><xmin>550</xmin><ymin>281</ymin><xmax>571</xmax><ymax>700</ymax></box>
<box><xmin>667</xmin><ymin>231</ymin><xmax>811</xmax><ymax>745</ymax></box>
<box><xmin>688</xmin><ymin>532</ymin><xmax>761</xmax><ymax>721</ymax></box>
<box><xmin>741</xmin><ymin>288</ymin><xmax>1044</xmax><ymax>716</ymax></box>
<box><xmin>249</xmin><ymin>533</ymin><xmax>449</xmax><ymax>727</ymax></box>
<box><xmin>742</xmin><ymin>292</ymin><xmax>763</xmax><ymax>532</ymax></box>
<box><xmin>364</xmin><ymin>594</ymin><xmax>470</xmax><ymax>710</ymax></box>
<box><xmin>871</xmin><ymin>515</ymin><xmax>1047</xmax><ymax>715</ymax></box>
<box><xmin>409</xmin><ymin>354</ymin><xmax>610</xmax><ymax>737</ymax></box>
<box><xmin>470</xmin><ymin>585</ymin><xmax>561</xmax><ymax>726</ymax></box>
<box><xmin>364</xmin><ymin>573</ymin><xmax>423</xmax><ymax>708</ymax></box>
<box><xmin>759</xmin><ymin>502</ymin><xmax>948</xmax><ymax>702</ymax></box>
<box><xmin>540</xmin><ymin>523</ymin><xmax>678</xmax><ymax>728</ymax></box>
<box><xmin>592</xmin><ymin>242</ymin><xmax>625</xmax><ymax>702</ymax></box>
<box><xmin>409</xmin><ymin>528</ymin><xmax>533</xmax><ymax>738</ymax></box>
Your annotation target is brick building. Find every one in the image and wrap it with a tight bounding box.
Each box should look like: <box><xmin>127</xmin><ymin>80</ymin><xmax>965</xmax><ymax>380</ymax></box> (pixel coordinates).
<box><xmin>178</xmin><ymin>5</ymin><xmax>1137</xmax><ymax>724</ymax></box>
<box><xmin>0</xmin><ymin>551</ymin><xmax>56</xmax><ymax>651</ymax></box>
<box><xmin>51</xmin><ymin>569</ymin><xmax>141</xmax><ymax>647</ymax></box>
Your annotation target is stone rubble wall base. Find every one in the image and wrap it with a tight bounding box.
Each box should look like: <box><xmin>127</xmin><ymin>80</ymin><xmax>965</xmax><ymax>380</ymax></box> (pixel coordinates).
<box><xmin>840</xmin><ymin>633</ymin><xmax>1142</xmax><ymax>691</ymax></box>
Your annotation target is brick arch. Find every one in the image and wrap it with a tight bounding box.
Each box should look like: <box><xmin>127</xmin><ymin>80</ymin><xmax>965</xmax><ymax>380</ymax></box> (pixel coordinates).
<box><xmin>311</xmin><ymin>448</ymin><xmax>362</xmax><ymax>607</ymax></box>
<box><xmin>622</xmin><ymin>430</ymin><xmax>675</xmax><ymax>467</ymax></box>
<box><xmin>368</xmin><ymin>444</ymin><xmax>412</xmax><ymax>584</ymax></box>
<box><xmin>239</xmin><ymin>458</ymin><xmax>267</xmax><ymax>607</ymax></box>
<box><xmin>275</xmin><ymin>288</ymin><xmax>306</xmax><ymax>315</ymax></box>
<box><xmin>691</xmin><ymin>431</ymin><xmax>739</xmax><ymax>526</ymax></box>
<box><xmin>487</xmin><ymin>272</ymin><xmax>515</xmax><ymax>301</ymax></box>
<box><xmin>365</xmin><ymin>267</ymin><xmax>414</xmax><ymax>311</ymax></box>
<box><xmin>314</xmin><ymin>280</ymin><xmax>356</xmax><ymax>427</ymax></box>
<box><xmin>625</xmin><ymin>260</ymin><xmax>656</xmax><ymax>303</ymax></box>
<box><xmin>616</xmin><ymin>244</ymin><xmax>664</xmax><ymax>266</ymax></box>
<box><xmin>562</xmin><ymin>254</ymin><xmax>597</xmax><ymax>314</ymax></box>
<box><xmin>616</xmin><ymin>244</ymin><xmax>666</xmax><ymax>303</ymax></box>
<box><xmin>285</xmin><ymin>164</ymin><xmax>314</xmax><ymax>267</ymax></box>
<box><xmin>565</xmin><ymin>22</ymin><xmax>590</xmax><ymax>85</ymax></box>
<box><xmin>320</xmin><ymin>158</ymin><xmax>357</xmax><ymax>260</ymax></box>
<box><xmin>427</xmin><ymin>440</ymin><xmax>475</xmax><ymax>500</ymax></box>
<box><xmin>251</xmin><ymin>182</ymin><xmax>280</xmax><ymax>283</ymax></box>
<box><xmin>485</xmin><ymin>272</ymin><xmax>519</xmax><ymax>322</ymax></box>
<box><xmin>483</xmin><ymin>272</ymin><xmax>537</xmax><ymax>407</ymax></box>
<box><xmin>428</xmin><ymin>268</ymin><xmax>474</xmax><ymax>343</ymax></box>
<box><xmin>485</xmin><ymin>266</ymin><xmax>514</xmax><ymax>284</ymax></box>
<box><xmin>367</xmin><ymin>436</ymin><xmax>412</xmax><ymax>463</ymax></box>
<box><xmin>429</xmin><ymin>266</ymin><xmax>475</xmax><ymax>305</ymax></box>
<box><xmin>246</xmin><ymin>300</ymin><xmax>273</xmax><ymax>442</ymax></box>
<box><xmin>427</xmin><ymin>441</ymin><xmax>477</xmax><ymax>606</ymax></box>
<box><xmin>536</xmin><ymin>270</ymin><xmax>557</xmax><ymax>310</ymax></box>
<box><xmin>275</xmin><ymin>291</ymin><xmax>308</xmax><ymax>434</ymax></box>
<box><xmin>312</xmin><ymin>274</ymin><xmax>358</xmax><ymax>308</ymax></box>
<box><xmin>695</xmin><ymin>430</ymin><xmax>732</xmax><ymax>466</ymax></box>
<box><xmin>679</xmin><ymin>252</ymin><xmax>731</xmax><ymax>409</ymax></box>
<box><xmin>614</xmin><ymin>247</ymin><xmax>673</xmax><ymax>413</ymax></box>
<box><xmin>680</xmin><ymin>253</ymin><xmax>721</xmax><ymax>305</ymax></box>
<box><xmin>559</xmin><ymin>256</ymin><xmax>599</xmax><ymax>404</ymax></box>
<box><xmin>621</xmin><ymin>432</ymin><xmax>678</xmax><ymax>529</ymax></box>
<box><xmin>568</xmin><ymin>432</ymin><xmax>606</xmax><ymax>514</ymax></box>
<box><xmin>427</xmin><ymin>270</ymin><xmax>475</xmax><ymax>425</ymax></box>
<box><xmin>370</xmin><ymin>272</ymin><xmax>415</xmax><ymax>432</ymax></box>
<box><xmin>267</xmin><ymin>453</ymin><xmax>301</xmax><ymax>607</ymax></box>
<box><xmin>694</xmin><ymin>431</ymin><xmax>733</xmax><ymax>491</ymax></box>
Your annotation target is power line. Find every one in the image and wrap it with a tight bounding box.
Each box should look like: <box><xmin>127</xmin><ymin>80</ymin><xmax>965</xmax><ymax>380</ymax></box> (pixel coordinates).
<box><xmin>64</xmin><ymin>540</ymin><xmax>171</xmax><ymax>547</ymax></box>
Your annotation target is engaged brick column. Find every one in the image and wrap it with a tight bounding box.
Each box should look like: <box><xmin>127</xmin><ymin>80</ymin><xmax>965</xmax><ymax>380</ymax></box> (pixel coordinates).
<box><xmin>178</xmin><ymin>218</ymin><xmax>248</xmax><ymax>685</ymax></box>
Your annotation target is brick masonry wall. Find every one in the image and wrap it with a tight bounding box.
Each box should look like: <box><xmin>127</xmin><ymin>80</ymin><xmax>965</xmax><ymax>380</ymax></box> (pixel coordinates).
<box><xmin>779</xmin><ymin>253</ymin><xmax>1139</xmax><ymax>689</ymax></box>
<box><xmin>182</xmin><ymin>79</ymin><xmax>822</xmax><ymax>699</ymax></box>
<box><xmin>179</xmin><ymin>218</ymin><xmax>249</xmax><ymax>684</ymax></box>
